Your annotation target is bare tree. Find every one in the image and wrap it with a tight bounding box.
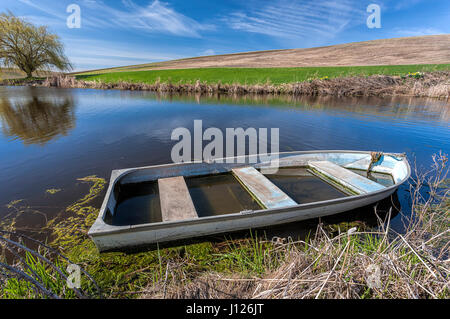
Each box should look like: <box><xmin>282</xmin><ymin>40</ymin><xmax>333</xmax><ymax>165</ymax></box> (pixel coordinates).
<box><xmin>0</xmin><ymin>12</ymin><xmax>72</xmax><ymax>78</ymax></box>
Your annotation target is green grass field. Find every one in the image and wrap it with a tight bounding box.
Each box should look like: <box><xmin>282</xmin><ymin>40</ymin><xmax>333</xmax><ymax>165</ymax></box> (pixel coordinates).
<box><xmin>75</xmin><ymin>64</ymin><xmax>450</xmax><ymax>85</ymax></box>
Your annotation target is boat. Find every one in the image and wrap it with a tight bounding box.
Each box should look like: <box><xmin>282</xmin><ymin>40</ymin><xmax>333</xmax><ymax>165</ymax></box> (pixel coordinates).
<box><xmin>88</xmin><ymin>150</ymin><xmax>410</xmax><ymax>251</ymax></box>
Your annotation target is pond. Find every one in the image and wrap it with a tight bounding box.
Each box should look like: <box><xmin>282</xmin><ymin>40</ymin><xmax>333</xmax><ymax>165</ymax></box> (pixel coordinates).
<box><xmin>0</xmin><ymin>86</ymin><xmax>448</xmax><ymax>236</ymax></box>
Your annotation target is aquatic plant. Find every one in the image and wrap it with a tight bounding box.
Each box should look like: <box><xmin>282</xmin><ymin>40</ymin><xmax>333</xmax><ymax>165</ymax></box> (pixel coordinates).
<box><xmin>47</xmin><ymin>176</ymin><xmax>106</xmax><ymax>248</ymax></box>
<box><xmin>46</xmin><ymin>189</ymin><xmax>61</xmax><ymax>195</ymax></box>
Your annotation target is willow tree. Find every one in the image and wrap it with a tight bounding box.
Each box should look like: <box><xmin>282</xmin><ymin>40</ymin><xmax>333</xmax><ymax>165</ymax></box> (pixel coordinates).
<box><xmin>0</xmin><ymin>12</ymin><xmax>72</xmax><ymax>78</ymax></box>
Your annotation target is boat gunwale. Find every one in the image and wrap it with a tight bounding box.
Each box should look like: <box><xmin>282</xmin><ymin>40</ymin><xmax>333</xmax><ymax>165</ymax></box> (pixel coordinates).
<box><xmin>88</xmin><ymin>150</ymin><xmax>411</xmax><ymax>237</ymax></box>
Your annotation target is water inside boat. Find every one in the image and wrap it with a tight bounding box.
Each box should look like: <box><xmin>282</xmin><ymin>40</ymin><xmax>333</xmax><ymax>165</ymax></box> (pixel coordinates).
<box><xmin>349</xmin><ymin>169</ymin><xmax>395</xmax><ymax>187</ymax></box>
<box><xmin>185</xmin><ymin>173</ymin><xmax>261</xmax><ymax>217</ymax></box>
<box><xmin>108</xmin><ymin>182</ymin><xmax>162</xmax><ymax>226</ymax></box>
<box><xmin>262</xmin><ymin>167</ymin><xmax>347</xmax><ymax>204</ymax></box>
<box><xmin>105</xmin><ymin>167</ymin><xmax>378</xmax><ymax>226</ymax></box>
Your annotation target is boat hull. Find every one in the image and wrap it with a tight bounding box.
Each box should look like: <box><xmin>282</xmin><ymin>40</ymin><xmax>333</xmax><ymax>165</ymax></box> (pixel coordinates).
<box><xmin>92</xmin><ymin>188</ymin><xmax>396</xmax><ymax>252</ymax></box>
<box><xmin>88</xmin><ymin>150</ymin><xmax>410</xmax><ymax>252</ymax></box>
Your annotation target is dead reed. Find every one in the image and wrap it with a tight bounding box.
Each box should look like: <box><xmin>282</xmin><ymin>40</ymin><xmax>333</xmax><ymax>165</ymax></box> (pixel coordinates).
<box><xmin>0</xmin><ymin>230</ymin><xmax>101</xmax><ymax>298</ymax></box>
<box><xmin>4</xmin><ymin>71</ymin><xmax>448</xmax><ymax>99</ymax></box>
<box><xmin>141</xmin><ymin>153</ymin><xmax>449</xmax><ymax>299</ymax></box>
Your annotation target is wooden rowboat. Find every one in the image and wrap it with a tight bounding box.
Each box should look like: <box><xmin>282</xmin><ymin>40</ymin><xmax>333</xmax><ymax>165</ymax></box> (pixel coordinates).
<box><xmin>88</xmin><ymin>150</ymin><xmax>410</xmax><ymax>251</ymax></box>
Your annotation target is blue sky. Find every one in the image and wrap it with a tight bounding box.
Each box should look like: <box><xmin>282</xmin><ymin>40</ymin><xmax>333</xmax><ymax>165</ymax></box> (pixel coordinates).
<box><xmin>1</xmin><ymin>0</ymin><xmax>449</xmax><ymax>71</ymax></box>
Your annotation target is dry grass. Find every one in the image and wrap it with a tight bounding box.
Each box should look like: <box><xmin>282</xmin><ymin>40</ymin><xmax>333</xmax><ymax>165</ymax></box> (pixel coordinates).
<box><xmin>141</xmin><ymin>153</ymin><xmax>449</xmax><ymax>299</ymax></box>
<box><xmin>74</xmin><ymin>35</ymin><xmax>450</xmax><ymax>74</ymax></box>
<box><xmin>0</xmin><ymin>68</ymin><xmax>57</xmax><ymax>80</ymax></box>
<box><xmin>16</xmin><ymin>71</ymin><xmax>449</xmax><ymax>99</ymax></box>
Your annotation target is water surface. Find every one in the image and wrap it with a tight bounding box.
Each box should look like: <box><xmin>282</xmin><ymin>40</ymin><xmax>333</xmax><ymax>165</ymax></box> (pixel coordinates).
<box><xmin>0</xmin><ymin>86</ymin><xmax>448</xmax><ymax>234</ymax></box>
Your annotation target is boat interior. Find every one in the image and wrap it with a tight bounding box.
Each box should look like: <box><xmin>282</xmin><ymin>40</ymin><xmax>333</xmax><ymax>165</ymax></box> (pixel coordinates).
<box><xmin>102</xmin><ymin>151</ymin><xmax>408</xmax><ymax>227</ymax></box>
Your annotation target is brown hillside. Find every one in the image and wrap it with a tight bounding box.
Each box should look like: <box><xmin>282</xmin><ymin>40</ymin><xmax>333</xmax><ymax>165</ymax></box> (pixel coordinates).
<box><xmin>76</xmin><ymin>35</ymin><xmax>450</xmax><ymax>74</ymax></box>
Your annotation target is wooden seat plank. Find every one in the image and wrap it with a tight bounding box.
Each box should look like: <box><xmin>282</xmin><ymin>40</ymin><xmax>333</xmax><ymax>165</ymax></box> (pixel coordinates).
<box><xmin>344</xmin><ymin>156</ymin><xmax>396</xmax><ymax>175</ymax></box>
<box><xmin>232</xmin><ymin>167</ymin><xmax>297</xmax><ymax>209</ymax></box>
<box><xmin>308</xmin><ymin>161</ymin><xmax>385</xmax><ymax>195</ymax></box>
<box><xmin>158</xmin><ymin>176</ymin><xmax>198</xmax><ymax>222</ymax></box>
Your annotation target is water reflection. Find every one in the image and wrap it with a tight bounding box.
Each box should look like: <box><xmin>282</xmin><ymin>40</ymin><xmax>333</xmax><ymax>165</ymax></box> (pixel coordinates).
<box><xmin>0</xmin><ymin>88</ymin><xmax>76</xmax><ymax>145</ymax></box>
<box><xmin>147</xmin><ymin>92</ymin><xmax>450</xmax><ymax>123</ymax></box>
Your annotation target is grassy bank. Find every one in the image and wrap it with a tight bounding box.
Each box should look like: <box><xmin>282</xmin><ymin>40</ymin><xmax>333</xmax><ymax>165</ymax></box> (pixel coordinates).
<box><xmin>0</xmin><ymin>153</ymin><xmax>448</xmax><ymax>299</ymax></box>
<box><xmin>9</xmin><ymin>70</ymin><xmax>445</xmax><ymax>99</ymax></box>
<box><xmin>3</xmin><ymin>65</ymin><xmax>449</xmax><ymax>98</ymax></box>
<box><xmin>75</xmin><ymin>64</ymin><xmax>450</xmax><ymax>85</ymax></box>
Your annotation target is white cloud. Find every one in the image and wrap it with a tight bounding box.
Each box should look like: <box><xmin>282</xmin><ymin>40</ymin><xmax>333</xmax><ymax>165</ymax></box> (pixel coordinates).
<box><xmin>223</xmin><ymin>0</ymin><xmax>365</xmax><ymax>42</ymax></box>
<box><xmin>392</xmin><ymin>27</ymin><xmax>444</xmax><ymax>37</ymax></box>
<box><xmin>17</xmin><ymin>0</ymin><xmax>213</xmax><ymax>37</ymax></box>
<box><xmin>77</xmin><ymin>0</ymin><xmax>214</xmax><ymax>37</ymax></box>
<box><xmin>392</xmin><ymin>0</ymin><xmax>425</xmax><ymax>10</ymax></box>
<box><xmin>17</xmin><ymin>15</ymin><xmax>63</xmax><ymax>28</ymax></box>
<box><xmin>63</xmin><ymin>38</ymin><xmax>185</xmax><ymax>71</ymax></box>
<box><xmin>201</xmin><ymin>49</ymin><xmax>216</xmax><ymax>56</ymax></box>
<box><xmin>124</xmin><ymin>0</ymin><xmax>215</xmax><ymax>37</ymax></box>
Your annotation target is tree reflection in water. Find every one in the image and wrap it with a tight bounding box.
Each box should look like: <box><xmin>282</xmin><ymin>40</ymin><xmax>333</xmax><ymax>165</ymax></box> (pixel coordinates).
<box><xmin>0</xmin><ymin>88</ymin><xmax>75</xmax><ymax>145</ymax></box>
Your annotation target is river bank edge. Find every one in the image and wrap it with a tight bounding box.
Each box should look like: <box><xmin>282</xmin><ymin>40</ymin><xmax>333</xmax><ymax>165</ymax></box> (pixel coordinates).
<box><xmin>1</xmin><ymin>71</ymin><xmax>449</xmax><ymax>99</ymax></box>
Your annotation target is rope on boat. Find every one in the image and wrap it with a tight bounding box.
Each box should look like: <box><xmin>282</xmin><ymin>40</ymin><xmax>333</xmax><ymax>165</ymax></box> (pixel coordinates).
<box><xmin>367</xmin><ymin>151</ymin><xmax>383</xmax><ymax>177</ymax></box>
